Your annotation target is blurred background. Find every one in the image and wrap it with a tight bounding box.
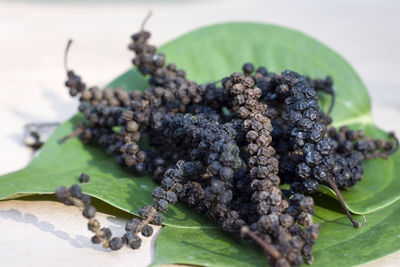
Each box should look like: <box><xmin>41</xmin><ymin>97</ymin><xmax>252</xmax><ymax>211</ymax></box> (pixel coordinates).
<box><xmin>0</xmin><ymin>0</ymin><xmax>399</xmax><ymax>266</ymax></box>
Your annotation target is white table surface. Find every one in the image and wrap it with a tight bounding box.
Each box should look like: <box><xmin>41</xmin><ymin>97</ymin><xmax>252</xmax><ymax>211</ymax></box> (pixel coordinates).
<box><xmin>0</xmin><ymin>0</ymin><xmax>399</xmax><ymax>266</ymax></box>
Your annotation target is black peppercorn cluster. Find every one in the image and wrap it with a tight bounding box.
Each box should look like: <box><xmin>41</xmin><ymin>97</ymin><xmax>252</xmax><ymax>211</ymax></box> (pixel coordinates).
<box><xmin>55</xmin><ymin>184</ymin><xmax>124</xmax><ymax>250</ymax></box>
<box><xmin>79</xmin><ymin>173</ymin><xmax>90</xmax><ymax>183</ymax></box>
<box><xmin>56</xmin><ymin>21</ymin><xmax>398</xmax><ymax>267</ymax></box>
<box><xmin>220</xmin><ymin>72</ymin><xmax>320</xmax><ymax>266</ymax></box>
<box><xmin>244</xmin><ymin>67</ymin><xmax>398</xmax><ymax>228</ymax></box>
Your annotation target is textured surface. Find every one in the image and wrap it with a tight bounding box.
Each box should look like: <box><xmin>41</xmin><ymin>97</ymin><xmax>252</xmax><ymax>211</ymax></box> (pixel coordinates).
<box><xmin>0</xmin><ymin>196</ymin><xmax>161</xmax><ymax>267</ymax></box>
<box><xmin>1</xmin><ymin>0</ymin><xmax>400</xmax><ymax>267</ymax></box>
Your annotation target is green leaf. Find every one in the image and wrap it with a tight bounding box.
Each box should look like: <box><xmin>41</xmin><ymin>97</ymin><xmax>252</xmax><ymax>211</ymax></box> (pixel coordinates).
<box><xmin>0</xmin><ymin>22</ymin><xmax>399</xmax><ymax>266</ymax></box>
<box><xmin>152</xmin><ymin>225</ymin><xmax>266</xmax><ymax>267</ymax></box>
<box><xmin>311</xmin><ymin>194</ymin><xmax>400</xmax><ymax>267</ymax></box>
<box><xmin>152</xmin><ymin>193</ymin><xmax>400</xmax><ymax>267</ymax></box>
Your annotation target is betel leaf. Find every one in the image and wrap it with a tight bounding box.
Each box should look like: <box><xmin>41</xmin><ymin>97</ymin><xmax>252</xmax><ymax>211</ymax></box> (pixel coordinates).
<box><xmin>152</xmin><ymin>193</ymin><xmax>400</xmax><ymax>267</ymax></box>
<box><xmin>0</xmin><ymin>22</ymin><xmax>399</xmax><ymax>266</ymax></box>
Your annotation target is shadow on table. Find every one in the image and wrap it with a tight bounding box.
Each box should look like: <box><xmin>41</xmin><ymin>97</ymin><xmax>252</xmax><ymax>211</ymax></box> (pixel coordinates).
<box><xmin>0</xmin><ymin>208</ymin><xmax>109</xmax><ymax>252</ymax></box>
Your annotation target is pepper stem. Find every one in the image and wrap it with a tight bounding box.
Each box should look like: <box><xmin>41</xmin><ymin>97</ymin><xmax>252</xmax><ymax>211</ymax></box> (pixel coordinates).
<box><xmin>327</xmin><ymin>176</ymin><xmax>361</xmax><ymax>228</ymax></box>
<box><xmin>64</xmin><ymin>39</ymin><xmax>73</xmax><ymax>72</ymax></box>
<box><xmin>60</xmin><ymin>127</ymin><xmax>83</xmax><ymax>144</ymax></box>
<box><xmin>241</xmin><ymin>226</ymin><xmax>281</xmax><ymax>259</ymax></box>
<box><xmin>384</xmin><ymin>132</ymin><xmax>399</xmax><ymax>157</ymax></box>
<box><xmin>140</xmin><ymin>10</ymin><xmax>153</xmax><ymax>32</ymax></box>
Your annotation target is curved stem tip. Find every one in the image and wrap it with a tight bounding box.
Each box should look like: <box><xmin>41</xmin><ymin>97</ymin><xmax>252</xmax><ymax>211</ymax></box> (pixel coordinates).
<box><xmin>327</xmin><ymin>176</ymin><xmax>361</xmax><ymax>228</ymax></box>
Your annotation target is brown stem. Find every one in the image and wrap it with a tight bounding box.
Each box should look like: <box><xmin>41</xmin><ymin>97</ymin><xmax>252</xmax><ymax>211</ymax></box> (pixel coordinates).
<box><xmin>60</xmin><ymin>127</ymin><xmax>83</xmax><ymax>144</ymax></box>
<box><xmin>241</xmin><ymin>226</ymin><xmax>280</xmax><ymax>259</ymax></box>
<box><xmin>384</xmin><ymin>132</ymin><xmax>399</xmax><ymax>157</ymax></box>
<box><xmin>365</xmin><ymin>133</ymin><xmax>399</xmax><ymax>160</ymax></box>
<box><xmin>140</xmin><ymin>10</ymin><xmax>153</xmax><ymax>32</ymax></box>
<box><xmin>64</xmin><ymin>39</ymin><xmax>73</xmax><ymax>72</ymax></box>
<box><xmin>327</xmin><ymin>176</ymin><xmax>361</xmax><ymax>228</ymax></box>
